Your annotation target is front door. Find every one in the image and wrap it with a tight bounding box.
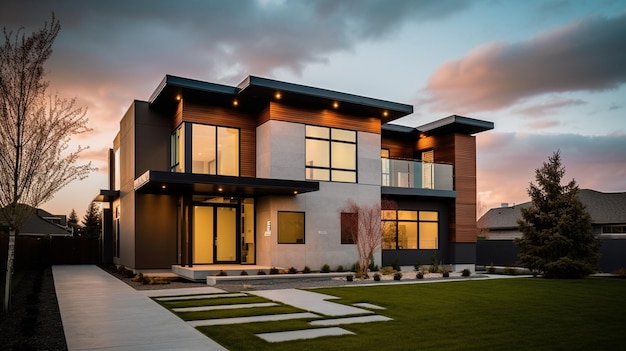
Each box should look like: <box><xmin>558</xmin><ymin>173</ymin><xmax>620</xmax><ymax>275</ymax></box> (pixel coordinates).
<box><xmin>193</xmin><ymin>205</ymin><xmax>238</xmax><ymax>264</ymax></box>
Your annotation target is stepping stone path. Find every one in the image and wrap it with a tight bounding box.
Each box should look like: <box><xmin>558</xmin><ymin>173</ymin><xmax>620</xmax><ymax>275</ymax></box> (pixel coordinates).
<box><xmin>153</xmin><ymin>288</ymin><xmax>392</xmax><ymax>342</ymax></box>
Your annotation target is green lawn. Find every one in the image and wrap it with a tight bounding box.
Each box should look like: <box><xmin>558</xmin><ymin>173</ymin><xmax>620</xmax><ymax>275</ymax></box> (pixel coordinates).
<box><xmin>171</xmin><ymin>278</ymin><xmax>626</xmax><ymax>350</ymax></box>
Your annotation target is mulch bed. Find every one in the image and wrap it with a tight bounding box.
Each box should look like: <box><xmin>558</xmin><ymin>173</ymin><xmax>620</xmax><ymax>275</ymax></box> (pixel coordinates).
<box><xmin>0</xmin><ymin>267</ymin><xmax>67</xmax><ymax>351</ymax></box>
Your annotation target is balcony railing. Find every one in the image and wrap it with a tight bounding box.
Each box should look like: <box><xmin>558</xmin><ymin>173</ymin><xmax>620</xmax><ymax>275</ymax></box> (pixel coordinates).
<box><xmin>381</xmin><ymin>158</ymin><xmax>453</xmax><ymax>191</ymax></box>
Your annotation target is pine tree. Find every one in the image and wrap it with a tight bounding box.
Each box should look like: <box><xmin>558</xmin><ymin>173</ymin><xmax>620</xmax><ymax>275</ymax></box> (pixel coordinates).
<box><xmin>515</xmin><ymin>151</ymin><xmax>599</xmax><ymax>278</ymax></box>
<box><xmin>82</xmin><ymin>202</ymin><xmax>101</xmax><ymax>238</ymax></box>
<box><xmin>68</xmin><ymin>208</ymin><xmax>81</xmax><ymax>235</ymax></box>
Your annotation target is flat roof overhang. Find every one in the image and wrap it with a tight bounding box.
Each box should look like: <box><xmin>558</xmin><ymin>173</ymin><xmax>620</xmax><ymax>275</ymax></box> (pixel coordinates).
<box><xmin>93</xmin><ymin>190</ymin><xmax>120</xmax><ymax>202</ymax></box>
<box><xmin>133</xmin><ymin>170</ymin><xmax>319</xmax><ymax>197</ymax></box>
<box><xmin>417</xmin><ymin>115</ymin><xmax>494</xmax><ymax>136</ymax></box>
<box><xmin>148</xmin><ymin>75</ymin><xmax>413</xmax><ymax>123</ymax></box>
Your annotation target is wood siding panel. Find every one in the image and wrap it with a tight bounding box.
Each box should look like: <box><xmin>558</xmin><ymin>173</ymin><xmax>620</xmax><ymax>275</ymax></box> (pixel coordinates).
<box><xmin>172</xmin><ymin>100</ymin><xmax>183</xmax><ymax>129</ymax></box>
<box><xmin>182</xmin><ymin>103</ymin><xmax>257</xmax><ymax>178</ymax></box>
<box><xmin>453</xmin><ymin>134</ymin><xmax>477</xmax><ymax>242</ymax></box>
<box><xmin>381</xmin><ymin>137</ymin><xmax>414</xmax><ymax>159</ymax></box>
<box><xmin>269</xmin><ymin>102</ymin><xmax>380</xmax><ymax>134</ymax></box>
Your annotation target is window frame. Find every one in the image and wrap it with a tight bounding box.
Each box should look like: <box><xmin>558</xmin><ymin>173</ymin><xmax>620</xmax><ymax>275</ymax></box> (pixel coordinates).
<box><xmin>305</xmin><ymin>125</ymin><xmax>357</xmax><ymax>183</ymax></box>
<box><xmin>277</xmin><ymin>211</ymin><xmax>306</xmax><ymax>244</ymax></box>
<box><xmin>381</xmin><ymin>210</ymin><xmax>439</xmax><ymax>250</ymax></box>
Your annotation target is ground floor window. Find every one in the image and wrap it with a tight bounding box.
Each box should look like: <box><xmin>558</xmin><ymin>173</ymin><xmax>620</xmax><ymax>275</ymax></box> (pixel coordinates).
<box><xmin>278</xmin><ymin>211</ymin><xmax>305</xmax><ymax>244</ymax></box>
<box><xmin>382</xmin><ymin>210</ymin><xmax>439</xmax><ymax>250</ymax></box>
<box><xmin>340</xmin><ymin>212</ymin><xmax>357</xmax><ymax>244</ymax></box>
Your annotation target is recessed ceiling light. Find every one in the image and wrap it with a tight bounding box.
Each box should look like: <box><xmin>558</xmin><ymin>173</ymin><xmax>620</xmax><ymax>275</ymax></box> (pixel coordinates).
<box><xmin>333</xmin><ymin>101</ymin><xmax>339</xmax><ymax>109</ymax></box>
<box><xmin>275</xmin><ymin>92</ymin><xmax>282</xmax><ymax>99</ymax></box>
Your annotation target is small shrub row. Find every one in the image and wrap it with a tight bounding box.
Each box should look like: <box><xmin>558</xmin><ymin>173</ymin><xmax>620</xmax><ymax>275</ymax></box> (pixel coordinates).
<box><xmin>131</xmin><ymin>273</ymin><xmax>171</xmax><ymax>285</ymax></box>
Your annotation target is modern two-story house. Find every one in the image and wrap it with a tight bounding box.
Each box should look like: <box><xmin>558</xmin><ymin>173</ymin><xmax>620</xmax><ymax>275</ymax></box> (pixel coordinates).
<box><xmin>95</xmin><ymin>75</ymin><xmax>493</xmax><ymax>277</ymax></box>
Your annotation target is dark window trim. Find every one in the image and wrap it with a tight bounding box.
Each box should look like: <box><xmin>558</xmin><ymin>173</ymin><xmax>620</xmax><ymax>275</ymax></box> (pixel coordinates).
<box><xmin>305</xmin><ymin>125</ymin><xmax>357</xmax><ymax>183</ymax></box>
<box><xmin>382</xmin><ymin>210</ymin><xmax>440</xmax><ymax>250</ymax></box>
<box><xmin>340</xmin><ymin>212</ymin><xmax>357</xmax><ymax>244</ymax></box>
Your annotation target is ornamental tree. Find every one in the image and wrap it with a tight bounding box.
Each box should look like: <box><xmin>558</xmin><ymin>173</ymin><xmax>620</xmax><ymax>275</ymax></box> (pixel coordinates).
<box><xmin>515</xmin><ymin>151</ymin><xmax>599</xmax><ymax>278</ymax></box>
<box><xmin>1</xmin><ymin>15</ymin><xmax>94</xmax><ymax>311</ymax></box>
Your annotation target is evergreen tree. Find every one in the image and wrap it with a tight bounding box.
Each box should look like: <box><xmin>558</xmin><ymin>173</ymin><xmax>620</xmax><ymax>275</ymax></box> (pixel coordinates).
<box><xmin>82</xmin><ymin>202</ymin><xmax>101</xmax><ymax>238</ymax></box>
<box><xmin>515</xmin><ymin>151</ymin><xmax>599</xmax><ymax>278</ymax></box>
<box><xmin>68</xmin><ymin>208</ymin><xmax>81</xmax><ymax>235</ymax></box>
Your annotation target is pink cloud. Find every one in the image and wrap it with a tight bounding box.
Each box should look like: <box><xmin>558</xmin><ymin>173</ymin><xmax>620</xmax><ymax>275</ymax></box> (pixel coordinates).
<box><xmin>425</xmin><ymin>13</ymin><xmax>626</xmax><ymax>113</ymax></box>
<box><xmin>476</xmin><ymin>132</ymin><xmax>626</xmax><ymax>217</ymax></box>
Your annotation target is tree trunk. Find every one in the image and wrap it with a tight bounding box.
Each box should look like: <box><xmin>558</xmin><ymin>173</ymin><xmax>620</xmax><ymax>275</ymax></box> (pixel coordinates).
<box><xmin>3</xmin><ymin>229</ymin><xmax>16</xmax><ymax>312</ymax></box>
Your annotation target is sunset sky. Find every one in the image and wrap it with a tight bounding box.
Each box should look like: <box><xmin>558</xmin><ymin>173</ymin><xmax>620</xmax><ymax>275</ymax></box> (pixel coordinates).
<box><xmin>2</xmin><ymin>0</ymin><xmax>625</xmax><ymax>220</ymax></box>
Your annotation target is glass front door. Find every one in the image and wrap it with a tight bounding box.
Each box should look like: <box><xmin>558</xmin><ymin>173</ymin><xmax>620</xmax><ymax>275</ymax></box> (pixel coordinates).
<box><xmin>193</xmin><ymin>205</ymin><xmax>238</xmax><ymax>264</ymax></box>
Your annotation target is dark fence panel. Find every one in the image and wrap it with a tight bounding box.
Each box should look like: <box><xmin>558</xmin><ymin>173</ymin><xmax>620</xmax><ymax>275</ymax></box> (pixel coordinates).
<box><xmin>476</xmin><ymin>240</ymin><xmax>519</xmax><ymax>266</ymax></box>
<box><xmin>477</xmin><ymin>238</ymin><xmax>626</xmax><ymax>273</ymax></box>
<box><xmin>0</xmin><ymin>234</ymin><xmax>100</xmax><ymax>273</ymax></box>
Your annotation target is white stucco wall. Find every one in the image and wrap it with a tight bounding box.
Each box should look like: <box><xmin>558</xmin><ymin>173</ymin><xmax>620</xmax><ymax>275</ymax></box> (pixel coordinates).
<box><xmin>255</xmin><ymin>120</ymin><xmax>382</xmax><ymax>270</ymax></box>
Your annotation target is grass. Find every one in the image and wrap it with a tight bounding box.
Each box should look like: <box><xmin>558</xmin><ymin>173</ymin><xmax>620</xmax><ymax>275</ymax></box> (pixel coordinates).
<box><xmin>184</xmin><ymin>277</ymin><xmax>626</xmax><ymax>350</ymax></box>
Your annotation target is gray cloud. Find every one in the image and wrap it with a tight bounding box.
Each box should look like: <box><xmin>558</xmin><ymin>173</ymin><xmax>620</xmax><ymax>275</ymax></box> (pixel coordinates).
<box><xmin>424</xmin><ymin>13</ymin><xmax>626</xmax><ymax>112</ymax></box>
<box><xmin>514</xmin><ymin>98</ymin><xmax>586</xmax><ymax>118</ymax></box>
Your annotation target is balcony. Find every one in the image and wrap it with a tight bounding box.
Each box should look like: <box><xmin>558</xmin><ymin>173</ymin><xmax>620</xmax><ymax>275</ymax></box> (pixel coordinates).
<box><xmin>382</xmin><ymin>158</ymin><xmax>454</xmax><ymax>196</ymax></box>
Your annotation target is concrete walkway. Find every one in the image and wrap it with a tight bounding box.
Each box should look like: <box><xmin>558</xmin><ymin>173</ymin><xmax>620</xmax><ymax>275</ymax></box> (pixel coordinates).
<box><xmin>53</xmin><ymin>265</ymin><xmax>227</xmax><ymax>351</ymax></box>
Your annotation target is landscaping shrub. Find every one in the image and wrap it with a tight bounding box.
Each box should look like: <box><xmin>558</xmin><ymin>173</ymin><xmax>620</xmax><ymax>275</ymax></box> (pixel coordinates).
<box><xmin>303</xmin><ymin>266</ymin><xmax>311</xmax><ymax>273</ymax></box>
<box><xmin>393</xmin><ymin>272</ymin><xmax>402</xmax><ymax>280</ymax></box>
<box><xmin>462</xmin><ymin>269</ymin><xmax>471</xmax><ymax>277</ymax></box>
<box><xmin>391</xmin><ymin>258</ymin><xmax>400</xmax><ymax>271</ymax></box>
<box><xmin>355</xmin><ymin>272</ymin><xmax>370</xmax><ymax>279</ymax></box>
<box><xmin>368</xmin><ymin>260</ymin><xmax>379</xmax><ymax>272</ymax></box>
<box><xmin>504</xmin><ymin>266</ymin><xmax>518</xmax><ymax>275</ymax></box>
<box><xmin>269</xmin><ymin>267</ymin><xmax>280</xmax><ymax>275</ymax></box>
<box><xmin>147</xmin><ymin>276</ymin><xmax>170</xmax><ymax>285</ymax></box>
<box><xmin>257</xmin><ymin>269</ymin><xmax>266</xmax><ymax>275</ymax></box>
<box><xmin>379</xmin><ymin>266</ymin><xmax>396</xmax><ymax>275</ymax></box>
<box><xmin>442</xmin><ymin>271</ymin><xmax>450</xmax><ymax>278</ymax></box>
<box><xmin>346</xmin><ymin>274</ymin><xmax>354</xmax><ymax>281</ymax></box>
<box><xmin>320</xmin><ymin>264</ymin><xmax>330</xmax><ymax>273</ymax></box>
<box><xmin>240</xmin><ymin>270</ymin><xmax>248</xmax><ymax>276</ymax></box>
<box><xmin>350</xmin><ymin>262</ymin><xmax>359</xmax><ymax>272</ymax></box>
<box><xmin>131</xmin><ymin>273</ymin><xmax>149</xmax><ymax>284</ymax></box>
<box><xmin>373</xmin><ymin>273</ymin><xmax>381</xmax><ymax>281</ymax></box>
<box><xmin>488</xmin><ymin>263</ymin><xmax>496</xmax><ymax>273</ymax></box>
<box><xmin>217</xmin><ymin>270</ymin><xmax>228</xmax><ymax>276</ymax></box>
<box><xmin>416</xmin><ymin>271</ymin><xmax>424</xmax><ymax>279</ymax></box>
<box><xmin>288</xmin><ymin>267</ymin><xmax>298</xmax><ymax>274</ymax></box>
<box><xmin>414</xmin><ymin>264</ymin><xmax>421</xmax><ymax>271</ymax></box>
<box><xmin>336</xmin><ymin>265</ymin><xmax>345</xmax><ymax>272</ymax></box>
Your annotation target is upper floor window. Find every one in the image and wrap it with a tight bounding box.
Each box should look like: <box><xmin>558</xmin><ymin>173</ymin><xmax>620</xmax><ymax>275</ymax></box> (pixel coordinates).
<box><xmin>192</xmin><ymin>124</ymin><xmax>239</xmax><ymax>176</ymax></box>
<box><xmin>305</xmin><ymin>125</ymin><xmax>356</xmax><ymax>182</ymax></box>
<box><xmin>170</xmin><ymin>126</ymin><xmax>184</xmax><ymax>172</ymax></box>
<box><xmin>171</xmin><ymin>122</ymin><xmax>239</xmax><ymax>176</ymax></box>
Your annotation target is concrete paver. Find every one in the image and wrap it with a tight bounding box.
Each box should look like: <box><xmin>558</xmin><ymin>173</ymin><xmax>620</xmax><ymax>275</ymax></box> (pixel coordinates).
<box><xmin>187</xmin><ymin>312</ymin><xmax>320</xmax><ymax>326</ymax></box>
<box><xmin>256</xmin><ymin>327</ymin><xmax>354</xmax><ymax>343</ymax></box>
<box><xmin>53</xmin><ymin>265</ymin><xmax>227</xmax><ymax>351</ymax></box>
<box><xmin>156</xmin><ymin>293</ymin><xmax>247</xmax><ymax>301</ymax></box>
<box><xmin>310</xmin><ymin>315</ymin><xmax>392</xmax><ymax>326</ymax></box>
<box><xmin>352</xmin><ymin>302</ymin><xmax>385</xmax><ymax>310</ymax></box>
<box><xmin>248</xmin><ymin>289</ymin><xmax>373</xmax><ymax>316</ymax></box>
<box><xmin>173</xmin><ymin>302</ymin><xmax>277</xmax><ymax>312</ymax></box>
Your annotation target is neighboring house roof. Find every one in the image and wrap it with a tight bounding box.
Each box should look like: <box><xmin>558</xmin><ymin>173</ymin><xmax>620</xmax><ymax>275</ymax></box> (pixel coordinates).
<box><xmin>0</xmin><ymin>206</ymin><xmax>71</xmax><ymax>236</ymax></box>
<box><xmin>478</xmin><ymin>189</ymin><xmax>626</xmax><ymax>230</ymax></box>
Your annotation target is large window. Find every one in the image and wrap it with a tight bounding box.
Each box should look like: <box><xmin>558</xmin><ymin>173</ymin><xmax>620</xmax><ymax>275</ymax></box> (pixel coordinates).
<box><xmin>192</xmin><ymin>124</ymin><xmax>239</xmax><ymax>176</ymax></box>
<box><xmin>306</xmin><ymin>125</ymin><xmax>356</xmax><ymax>182</ymax></box>
<box><xmin>278</xmin><ymin>211</ymin><xmax>305</xmax><ymax>244</ymax></box>
<box><xmin>382</xmin><ymin>210</ymin><xmax>439</xmax><ymax>250</ymax></box>
<box><xmin>171</xmin><ymin>123</ymin><xmax>239</xmax><ymax>175</ymax></box>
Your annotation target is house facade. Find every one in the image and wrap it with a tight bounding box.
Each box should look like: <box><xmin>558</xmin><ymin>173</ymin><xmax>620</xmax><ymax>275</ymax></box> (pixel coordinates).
<box><xmin>95</xmin><ymin>75</ymin><xmax>493</xmax><ymax>275</ymax></box>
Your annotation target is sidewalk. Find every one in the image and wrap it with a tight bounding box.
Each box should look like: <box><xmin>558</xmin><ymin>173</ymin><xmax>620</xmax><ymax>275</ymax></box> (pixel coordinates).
<box><xmin>52</xmin><ymin>265</ymin><xmax>227</xmax><ymax>351</ymax></box>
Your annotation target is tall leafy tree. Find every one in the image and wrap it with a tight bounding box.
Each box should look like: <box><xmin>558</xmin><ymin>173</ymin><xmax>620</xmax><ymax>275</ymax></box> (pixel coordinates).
<box><xmin>82</xmin><ymin>202</ymin><xmax>101</xmax><ymax>238</ymax></box>
<box><xmin>515</xmin><ymin>151</ymin><xmax>599</xmax><ymax>278</ymax></box>
<box><xmin>0</xmin><ymin>15</ymin><xmax>93</xmax><ymax>311</ymax></box>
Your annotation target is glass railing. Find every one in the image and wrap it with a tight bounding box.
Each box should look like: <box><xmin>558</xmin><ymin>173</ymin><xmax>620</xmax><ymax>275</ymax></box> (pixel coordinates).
<box><xmin>381</xmin><ymin>158</ymin><xmax>453</xmax><ymax>191</ymax></box>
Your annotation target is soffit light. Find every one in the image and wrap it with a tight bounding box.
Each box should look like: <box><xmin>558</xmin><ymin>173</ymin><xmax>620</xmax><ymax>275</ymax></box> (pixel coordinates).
<box><xmin>233</xmin><ymin>99</ymin><xmax>239</xmax><ymax>106</ymax></box>
<box><xmin>275</xmin><ymin>92</ymin><xmax>282</xmax><ymax>100</ymax></box>
<box><xmin>175</xmin><ymin>95</ymin><xmax>181</xmax><ymax>101</ymax></box>
<box><xmin>333</xmin><ymin>101</ymin><xmax>339</xmax><ymax>109</ymax></box>
<box><xmin>382</xmin><ymin>111</ymin><xmax>389</xmax><ymax>117</ymax></box>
